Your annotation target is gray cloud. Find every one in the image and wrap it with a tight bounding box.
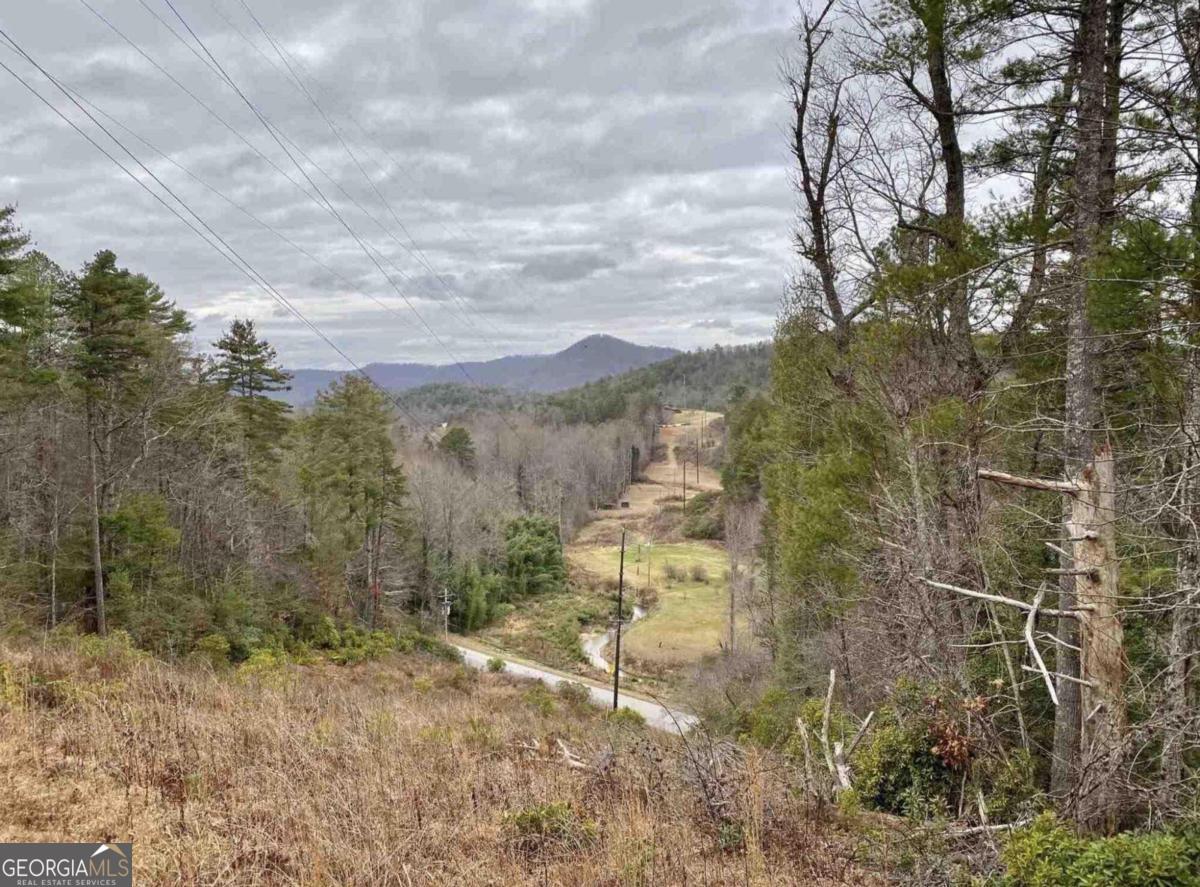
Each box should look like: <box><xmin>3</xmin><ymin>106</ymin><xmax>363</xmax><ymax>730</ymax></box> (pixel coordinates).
<box><xmin>520</xmin><ymin>251</ymin><xmax>618</xmax><ymax>282</ymax></box>
<box><xmin>0</xmin><ymin>0</ymin><xmax>796</xmax><ymax>367</ymax></box>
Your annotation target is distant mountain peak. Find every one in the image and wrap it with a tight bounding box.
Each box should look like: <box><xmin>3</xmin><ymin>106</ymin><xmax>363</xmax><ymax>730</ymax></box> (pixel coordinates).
<box><xmin>281</xmin><ymin>335</ymin><xmax>680</xmax><ymax>406</ymax></box>
<box><xmin>560</xmin><ymin>333</ymin><xmax>624</xmax><ymax>351</ymax></box>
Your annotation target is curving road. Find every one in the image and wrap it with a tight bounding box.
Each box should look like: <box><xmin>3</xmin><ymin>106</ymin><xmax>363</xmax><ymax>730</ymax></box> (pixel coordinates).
<box><xmin>580</xmin><ymin>605</ymin><xmax>646</xmax><ymax>671</ymax></box>
<box><xmin>452</xmin><ymin>642</ymin><xmax>698</xmax><ymax>734</ymax></box>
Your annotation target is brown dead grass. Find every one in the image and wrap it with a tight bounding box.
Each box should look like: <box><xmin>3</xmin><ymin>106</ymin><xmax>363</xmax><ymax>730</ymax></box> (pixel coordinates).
<box><xmin>0</xmin><ymin>640</ymin><xmax>876</xmax><ymax>885</ymax></box>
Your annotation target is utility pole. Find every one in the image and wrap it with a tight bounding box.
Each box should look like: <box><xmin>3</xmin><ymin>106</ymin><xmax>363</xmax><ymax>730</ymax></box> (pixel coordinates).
<box><xmin>695</xmin><ymin>437</ymin><xmax>700</xmax><ymax>483</ymax></box>
<box><xmin>557</xmin><ymin>486</ymin><xmax>565</xmax><ymax>557</ymax></box>
<box><xmin>681</xmin><ymin>456</ymin><xmax>687</xmax><ymax>503</ymax></box>
<box><xmin>440</xmin><ymin>587</ymin><xmax>453</xmax><ymax>636</ymax></box>
<box><xmin>612</xmin><ymin>528</ymin><xmax>626</xmax><ymax>710</ymax></box>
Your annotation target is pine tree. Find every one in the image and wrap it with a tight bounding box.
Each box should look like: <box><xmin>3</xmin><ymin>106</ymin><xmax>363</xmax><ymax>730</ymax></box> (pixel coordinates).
<box><xmin>0</xmin><ymin>206</ymin><xmax>42</xmax><ymax>394</ymax></box>
<box><xmin>212</xmin><ymin>318</ymin><xmax>292</xmax><ymax>465</ymax></box>
<box><xmin>437</xmin><ymin>425</ymin><xmax>476</xmax><ymax>472</ymax></box>
<box><xmin>60</xmin><ymin>250</ymin><xmax>189</xmax><ymax>635</ymax></box>
<box><xmin>301</xmin><ymin>375</ymin><xmax>406</xmax><ymax>625</ymax></box>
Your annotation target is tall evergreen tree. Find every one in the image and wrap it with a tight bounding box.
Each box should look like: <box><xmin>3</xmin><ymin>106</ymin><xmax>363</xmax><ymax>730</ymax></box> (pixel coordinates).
<box><xmin>437</xmin><ymin>425</ymin><xmax>476</xmax><ymax>472</ymax></box>
<box><xmin>0</xmin><ymin>206</ymin><xmax>42</xmax><ymax>394</ymax></box>
<box><xmin>60</xmin><ymin>250</ymin><xmax>189</xmax><ymax>634</ymax></box>
<box><xmin>212</xmin><ymin>318</ymin><xmax>292</xmax><ymax>465</ymax></box>
<box><xmin>301</xmin><ymin>375</ymin><xmax>406</xmax><ymax>625</ymax></box>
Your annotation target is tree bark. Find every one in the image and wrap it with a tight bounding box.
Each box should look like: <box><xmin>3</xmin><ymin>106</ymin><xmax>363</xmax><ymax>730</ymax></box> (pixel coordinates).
<box><xmin>923</xmin><ymin>1</ymin><xmax>980</xmax><ymax>384</ymax></box>
<box><xmin>1054</xmin><ymin>0</ymin><xmax>1111</xmax><ymax>804</ymax></box>
<box><xmin>1071</xmin><ymin>446</ymin><xmax>1126</xmax><ymax>833</ymax></box>
<box><xmin>86</xmin><ymin>397</ymin><xmax>107</xmax><ymax>636</ymax></box>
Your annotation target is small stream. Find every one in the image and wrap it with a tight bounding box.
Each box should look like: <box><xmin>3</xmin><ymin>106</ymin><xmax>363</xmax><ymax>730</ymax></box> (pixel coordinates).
<box><xmin>580</xmin><ymin>604</ymin><xmax>646</xmax><ymax>672</ymax></box>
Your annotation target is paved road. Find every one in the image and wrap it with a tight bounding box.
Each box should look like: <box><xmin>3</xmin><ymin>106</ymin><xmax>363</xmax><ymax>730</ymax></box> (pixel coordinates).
<box><xmin>452</xmin><ymin>642</ymin><xmax>698</xmax><ymax>735</ymax></box>
<box><xmin>580</xmin><ymin>605</ymin><xmax>646</xmax><ymax>671</ymax></box>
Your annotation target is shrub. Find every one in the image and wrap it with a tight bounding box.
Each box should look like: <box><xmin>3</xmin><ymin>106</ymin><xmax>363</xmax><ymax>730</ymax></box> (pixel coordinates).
<box><xmin>395</xmin><ymin>628</ymin><xmax>462</xmax><ymax>662</ymax></box>
<box><xmin>689</xmin><ymin>563</ymin><xmax>709</xmax><ymax>583</ymax></box>
<box><xmin>980</xmin><ymin>750</ymin><xmax>1043</xmax><ymax>823</ymax></box>
<box><xmin>681</xmin><ymin>490</ymin><xmax>724</xmax><ymax>540</ymax></box>
<box><xmin>606</xmin><ymin>706</ymin><xmax>645</xmax><ymax>728</ymax></box>
<box><xmin>663</xmin><ymin>563</ymin><xmax>684</xmax><ymax>583</ymax></box>
<box><xmin>853</xmin><ymin>716</ymin><xmax>956</xmax><ymax>819</ymax></box>
<box><xmin>308</xmin><ymin>616</ymin><xmax>341</xmax><ymax>650</ymax></box>
<box><xmin>523</xmin><ymin>684</ymin><xmax>557</xmax><ymax>715</ymax></box>
<box><xmin>557</xmin><ymin>681</ymin><xmax>591</xmax><ymax>709</ymax></box>
<box><xmin>77</xmin><ymin>629</ymin><xmax>143</xmax><ymax>677</ymax></box>
<box><xmin>503</xmin><ymin>802</ymin><xmax>597</xmax><ymax>857</ymax></box>
<box><xmin>193</xmin><ymin>633</ymin><xmax>231</xmax><ymax>669</ymax></box>
<box><xmin>637</xmin><ymin>585</ymin><xmax>659</xmax><ymax>609</ymax></box>
<box><xmin>236</xmin><ymin>648</ymin><xmax>292</xmax><ymax>687</ymax></box>
<box><xmin>441</xmin><ymin>665</ymin><xmax>477</xmax><ymax>693</ymax></box>
<box><xmin>486</xmin><ymin>656</ymin><xmax>506</xmax><ymax>673</ymax></box>
<box><xmin>1000</xmin><ymin>813</ymin><xmax>1200</xmax><ymax>887</ymax></box>
<box><xmin>327</xmin><ymin>628</ymin><xmax>395</xmax><ymax>665</ymax></box>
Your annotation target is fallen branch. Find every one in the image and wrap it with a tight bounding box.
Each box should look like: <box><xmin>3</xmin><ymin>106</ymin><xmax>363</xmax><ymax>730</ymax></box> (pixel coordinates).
<box><xmin>1021</xmin><ymin>665</ymin><xmax>1094</xmax><ymax>688</ymax></box>
<box><xmin>804</xmin><ymin>670</ymin><xmax>875</xmax><ymax>795</ymax></box>
<box><xmin>1024</xmin><ymin>586</ymin><xmax>1057</xmax><ymax>706</ymax></box>
<box><xmin>978</xmin><ymin>468</ymin><xmax>1080</xmax><ymax>494</ymax></box>
<box><xmin>921</xmin><ymin>578</ymin><xmax>1088</xmax><ymax>618</ymax></box>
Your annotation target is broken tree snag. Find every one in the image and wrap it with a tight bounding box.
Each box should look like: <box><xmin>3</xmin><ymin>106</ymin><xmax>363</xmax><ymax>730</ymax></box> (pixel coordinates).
<box><xmin>799</xmin><ymin>669</ymin><xmax>875</xmax><ymax>799</ymax></box>
<box><xmin>1070</xmin><ymin>445</ymin><xmax>1127</xmax><ymax>833</ymax></box>
<box><xmin>977</xmin><ymin>468</ymin><xmax>1081</xmax><ymax>495</ymax></box>
<box><xmin>920</xmin><ymin>577</ymin><xmax>1087</xmax><ymax>618</ymax></box>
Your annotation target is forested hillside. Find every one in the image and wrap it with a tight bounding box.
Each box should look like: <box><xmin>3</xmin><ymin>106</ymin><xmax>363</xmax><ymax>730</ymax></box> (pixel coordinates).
<box><xmin>283</xmin><ymin>334</ymin><xmax>679</xmax><ymax>405</ymax></box>
<box><xmin>0</xmin><ymin>208</ymin><xmax>650</xmax><ymax>659</ymax></box>
<box><xmin>708</xmin><ymin>0</ymin><xmax>1200</xmax><ymax>856</ymax></box>
<box><xmin>346</xmin><ymin>342</ymin><xmax>772</xmax><ymax>427</ymax></box>
<box><xmin>545</xmin><ymin>341</ymin><xmax>771</xmax><ymax>424</ymax></box>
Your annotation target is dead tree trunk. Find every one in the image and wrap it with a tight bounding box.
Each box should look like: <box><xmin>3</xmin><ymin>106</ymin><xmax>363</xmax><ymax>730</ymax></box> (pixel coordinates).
<box><xmin>1070</xmin><ymin>446</ymin><xmax>1126</xmax><ymax>832</ymax></box>
<box><xmin>1055</xmin><ymin>0</ymin><xmax>1112</xmax><ymax>804</ymax></box>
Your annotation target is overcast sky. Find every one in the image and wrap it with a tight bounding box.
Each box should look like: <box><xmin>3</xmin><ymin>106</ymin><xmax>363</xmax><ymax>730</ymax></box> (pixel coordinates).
<box><xmin>1</xmin><ymin>0</ymin><xmax>796</xmax><ymax>368</ymax></box>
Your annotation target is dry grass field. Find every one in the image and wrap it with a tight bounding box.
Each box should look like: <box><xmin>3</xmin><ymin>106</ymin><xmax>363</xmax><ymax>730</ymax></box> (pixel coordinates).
<box><xmin>0</xmin><ymin>635</ymin><xmax>875</xmax><ymax>885</ymax></box>
<box><xmin>573</xmin><ymin>540</ymin><xmax>745</xmax><ymax>670</ymax></box>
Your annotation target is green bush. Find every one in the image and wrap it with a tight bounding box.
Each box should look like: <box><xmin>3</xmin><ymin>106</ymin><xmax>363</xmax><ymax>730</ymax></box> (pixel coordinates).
<box><xmin>77</xmin><ymin>629</ymin><xmax>144</xmax><ymax>676</ymax></box>
<box><xmin>394</xmin><ymin>628</ymin><xmax>462</xmax><ymax>662</ymax></box>
<box><xmin>681</xmin><ymin>491</ymin><xmax>724</xmax><ymax>540</ymax></box>
<box><xmin>326</xmin><ymin>627</ymin><xmax>395</xmax><ymax>665</ymax></box>
<box><xmin>743</xmin><ymin>686</ymin><xmax>804</xmax><ymax>748</ymax></box>
<box><xmin>606</xmin><ymin>706</ymin><xmax>645</xmax><ymax>728</ymax></box>
<box><xmin>193</xmin><ymin>633</ymin><xmax>231</xmax><ymax>668</ymax></box>
<box><xmin>503</xmin><ymin>801</ymin><xmax>597</xmax><ymax>856</ymax></box>
<box><xmin>523</xmin><ymin>684</ymin><xmax>557</xmax><ymax>715</ymax></box>
<box><xmin>557</xmin><ymin>680</ymin><xmax>591</xmax><ymax>709</ymax></box>
<box><xmin>1000</xmin><ymin>813</ymin><xmax>1200</xmax><ymax>886</ymax></box>
<box><xmin>853</xmin><ymin>716</ymin><xmax>957</xmax><ymax>819</ymax></box>
<box><xmin>486</xmin><ymin>657</ymin><xmax>506</xmax><ymax>672</ymax></box>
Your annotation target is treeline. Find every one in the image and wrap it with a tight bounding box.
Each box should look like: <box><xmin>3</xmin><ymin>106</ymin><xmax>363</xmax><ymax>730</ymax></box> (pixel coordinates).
<box><xmin>717</xmin><ymin>0</ymin><xmax>1200</xmax><ymax>847</ymax></box>
<box><xmin>545</xmin><ymin>342</ymin><xmax>771</xmax><ymax>424</ymax></box>
<box><xmin>389</xmin><ymin>382</ymin><xmax>540</xmax><ymax>425</ymax></box>
<box><xmin>0</xmin><ymin>208</ymin><xmax>649</xmax><ymax>658</ymax></box>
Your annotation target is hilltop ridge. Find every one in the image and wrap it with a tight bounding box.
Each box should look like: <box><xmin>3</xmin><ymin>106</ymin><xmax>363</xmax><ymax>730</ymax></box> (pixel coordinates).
<box><xmin>282</xmin><ymin>334</ymin><xmax>679</xmax><ymax>405</ymax></box>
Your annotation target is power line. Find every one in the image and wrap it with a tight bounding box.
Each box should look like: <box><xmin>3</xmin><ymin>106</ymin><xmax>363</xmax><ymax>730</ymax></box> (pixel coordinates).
<box><xmin>77</xmin><ymin>0</ymin><xmax>488</xmax><ymax>364</ymax></box>
<box><xmin>162</xmin><ymin>0</ymin><xmax>528</xmax><ymax>436</ymax></box>
<box><xmin>52</xmin><ymin>75</ymin><xmax>417</xmax><ymax>343</ymax></box>
<box><xmin>159</xmin><ymin>0</ymin><xmax>492</xmax><ymax>396</ymax></box>
<box><xmin>231</xmin><ymin>0</ymin><xmax>501</xmax><ymax>347</ymax></box>
<box><xmin>211</xmin><ymin>0</ymin><xmax>556</xmax><ymax>355</ymax></box>
<box><xmin>0</xmin><ymin>31</ymin><xmax>432</xmax><ymax>434</ymax></box>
